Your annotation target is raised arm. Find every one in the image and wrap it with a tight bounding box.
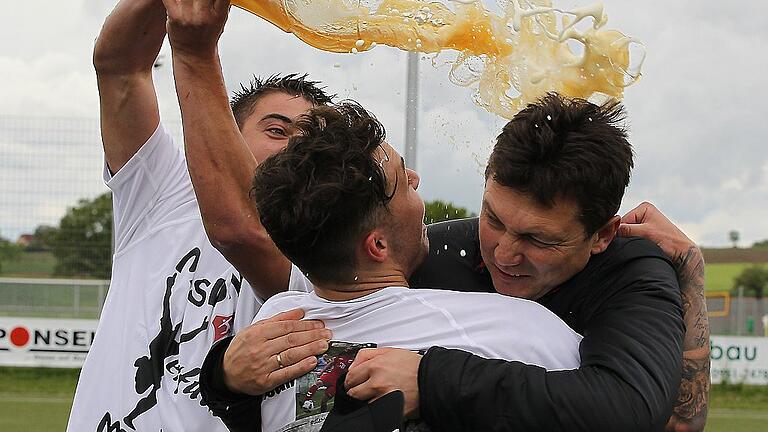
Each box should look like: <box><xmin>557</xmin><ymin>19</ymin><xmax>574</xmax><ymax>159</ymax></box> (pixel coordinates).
<box><xmin>162</xmin><ymin>0</ymin><xmax>291</xmax><ymax>299</ymax></box>
<box><xmin>163</xmin><ymin>4</ymin><xmax>328</xmax><ymax>426</ymax></box>
<box><xmin>620</xmin><ymin>202</ymin><xmax>710</xmax><ymax>432</ymax></box>
<box><xmin>94</xmin><ymin>0</ymin><xmax>166</xmax><ymax>173</ymax></box>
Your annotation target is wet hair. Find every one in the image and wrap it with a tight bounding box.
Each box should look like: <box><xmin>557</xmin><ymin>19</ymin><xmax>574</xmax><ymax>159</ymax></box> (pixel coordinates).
<box><xmin>230</xmin><ymin>73</ymin><xmax>335</xmax><ymax>129</ymax></box>
<box><xmin>486</xmin><ymin>93</ymin><xmax>634</xmax><ymax>235</ymax></box>
<box><xmin>251</xmin><ymin>101</ymin><xmax>394</xmax><ymax>285</ymax></box>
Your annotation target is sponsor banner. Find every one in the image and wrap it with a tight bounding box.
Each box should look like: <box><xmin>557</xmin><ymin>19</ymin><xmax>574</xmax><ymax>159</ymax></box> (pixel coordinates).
<box><xmin>711</xmin><ymin>335</ymin><xmax>768</xmax><ymax>385</ymax></box>
<box><xmin>0</xmin><ymin>317</ymin><xmax>97</xmax><ymax>368</ymax></box>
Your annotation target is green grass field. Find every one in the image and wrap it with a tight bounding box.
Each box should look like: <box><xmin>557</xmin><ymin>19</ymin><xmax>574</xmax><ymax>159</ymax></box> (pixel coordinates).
<box><xmin>0</xmin><ymin>367</ymin><xmax>765</xmax><ymax>431</ymax></box>
<box><xmin>1</xmin><ymin>251</ymin><xmax>57</xmax><ymax>277</ymax></box>
<box><xmin>3</xmin><ymin>250</ymin><xmax>766</xmax><ymax>291</ymax></box>
<box><xmin>705</xmin><ymin>263</ymin><xmax>768</xmax><ymax>292</ymax></box>
<box><xmin>0</xmin><ymin>368</ymin><xmax>79</xmax><ymax>431</ymax></box>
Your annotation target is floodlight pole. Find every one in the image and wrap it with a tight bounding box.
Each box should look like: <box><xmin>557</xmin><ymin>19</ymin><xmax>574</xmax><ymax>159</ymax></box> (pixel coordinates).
<box><xmin>404</xmin><ymin>51</ymin><xmax>419</xmax><ymax>169</ymax></box>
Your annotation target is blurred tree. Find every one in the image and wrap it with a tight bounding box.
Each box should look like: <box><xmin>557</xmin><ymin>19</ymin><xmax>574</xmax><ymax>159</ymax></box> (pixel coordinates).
<box><xmin>0</xmin><ymin>235</ymin><xmax>22</xmax><ymax>273</ymax></box>
<box><xmin>729</xmin><ymin>230</ymin><xmax>740</xmax><ymax>248</ymax></box>
<box><xmin>733</xmin><ymin>266</ymin><xmax>768</xmax><ymax>299</ymax></box>
<box><xmin>753</xmin><ymin>239</ymin><xmax>768</xmax><ymax>249</ymax></box>
<box><xmin>424</xmin><ymin>200</ymin><xmax>476</xmax><ymax>224</ymax></box>
<box><xmin>48</xmin><ymin>193</ymin><xmax>113</xmax><ymax>279</ymax></box>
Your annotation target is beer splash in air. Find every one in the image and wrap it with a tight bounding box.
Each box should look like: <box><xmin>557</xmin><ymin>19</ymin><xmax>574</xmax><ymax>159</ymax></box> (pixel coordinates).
<box><xmin>231</xmin><ymin>0</ymin><xmax>644</xmax><ymax>119</ymax></box>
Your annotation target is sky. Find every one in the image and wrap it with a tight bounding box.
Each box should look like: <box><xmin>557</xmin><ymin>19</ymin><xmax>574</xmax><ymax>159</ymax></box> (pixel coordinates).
<box><xmin>0</xmin><ymin>0</ymin><xmax>766</xmax><ymax>247</ymax></box>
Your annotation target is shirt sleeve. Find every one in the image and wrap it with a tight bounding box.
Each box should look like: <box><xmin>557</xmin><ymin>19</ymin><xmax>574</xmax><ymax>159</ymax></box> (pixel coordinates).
<box><xmin>199</xmin><ymin>336</ymin><xmax>263</xmax><ymax>432</ymax></box>
<box><xmin>103</xmin><ymin>122</ymin><xmax>193</xmax><ymax>253</ymax></box>
<box><xmin>418</xmin><ymin>255</ymin><xmax>684</xmax><ymax>431</ymax></box>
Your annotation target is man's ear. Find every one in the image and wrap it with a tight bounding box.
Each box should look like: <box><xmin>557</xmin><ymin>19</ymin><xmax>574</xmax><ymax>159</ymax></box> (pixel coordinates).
<box><xmin>363</xmin><ymin>230</ymin><xmax>388</xmax><ymax>263</ymax></box>
<box><xmin>589</xmin><ymin>215</ymin><xmax>620</xmax><ymax>255</ymax></box>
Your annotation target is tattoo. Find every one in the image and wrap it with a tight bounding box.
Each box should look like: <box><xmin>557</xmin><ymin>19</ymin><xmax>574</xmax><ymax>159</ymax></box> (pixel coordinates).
<box><xmin>675</xmin><ymin>246</ymin><xmax>709</xmax><ymax>350</ymax></box>
<box><xmin>667</xmin><ymin>246</ymin><xmax>710</xmax><ymax>430</ymax></box>
<box><xmin>672</xmin><ymin>356</ymin><xmax>710</xmax><ymax>420</ymax></box>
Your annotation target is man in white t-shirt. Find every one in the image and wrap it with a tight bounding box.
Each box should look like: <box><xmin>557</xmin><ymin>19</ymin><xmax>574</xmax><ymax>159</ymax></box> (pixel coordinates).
<box><xmin>67</xmin><ymin>1</ymin><xmax>334</xmax><ymax>431</ymax></box>
<box><xmin>246</xmin><ymin>102</ymin><xmax>582</xmax><ymax>431</ymax></box>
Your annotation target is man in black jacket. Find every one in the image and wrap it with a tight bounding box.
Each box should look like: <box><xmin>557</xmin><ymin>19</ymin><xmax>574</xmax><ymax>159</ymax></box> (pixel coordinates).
<box><xmin>341</xmin><ymin>95</ymin><xmax>690</xmax><ymax>431</ymax></box>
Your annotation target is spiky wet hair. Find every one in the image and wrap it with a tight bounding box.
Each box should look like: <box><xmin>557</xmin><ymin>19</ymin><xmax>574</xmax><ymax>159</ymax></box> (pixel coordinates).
<box><xmin>230</xmin><ymin>73</ymin><xmax>335</xmax><ymax>129</ymax></box>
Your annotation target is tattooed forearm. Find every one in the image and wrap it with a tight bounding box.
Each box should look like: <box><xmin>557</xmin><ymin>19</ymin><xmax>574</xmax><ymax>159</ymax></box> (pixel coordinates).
<box><xmin>667</xmin><ymin>246</ymin><xmax>710</xmax><ymax>431</ymax></box>
<box><xmin>667</xmin><ymin>354</ymin><xmax>710</xmax><ymax>431</ymax></box>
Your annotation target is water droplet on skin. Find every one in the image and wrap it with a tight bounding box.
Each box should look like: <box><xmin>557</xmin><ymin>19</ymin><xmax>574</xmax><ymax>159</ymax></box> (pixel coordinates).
<box><xmin>355</xmin><ymin>39</ymin><xmax>365</xmax><ymax>48</ymax></box>
<box><xmin>370</xmin><ymin>42</ymin><xmax>377</xmax><ymax>48</ymax></box>
<box><xmin>351</xmin><ymin>48</ymin><xmax>358</xmax><ymax>54</ymax></box>
<box><xmin>460</xmin><ymin>250</ymin><xmax>467</xmax><ymax>257</ymax></box>
<box><xmin>444</xmin><ymin>244</ymin><xmax>448</xmax><ymax>250</ymax></box>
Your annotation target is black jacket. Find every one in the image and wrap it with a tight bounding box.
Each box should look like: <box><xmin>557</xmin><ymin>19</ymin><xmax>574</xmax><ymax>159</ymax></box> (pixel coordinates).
<box><xmin>413</xmin><ymin>218</ymin><xmax>684</xmax><ymax>431</ymax></box>
<box><xmin>202</xmin><ymin>218</ymin><xmax>684</xmax><ymax>431</ymax></box>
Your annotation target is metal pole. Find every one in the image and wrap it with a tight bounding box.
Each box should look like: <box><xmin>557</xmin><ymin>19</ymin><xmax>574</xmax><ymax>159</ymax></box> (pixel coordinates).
<box><xmin>737</xmin><ymin>285</ymin><xmax>744</xmax><ymax>336</ymax></box>
<box><xmin>404</xmin><ymin>51</ymin><xmax>419</xmax><ymax>169</ymax></box>
<box><xmin>74</xmin><ymin>285</ymin><xmax>81</xmax><ymax>317</ymax></box>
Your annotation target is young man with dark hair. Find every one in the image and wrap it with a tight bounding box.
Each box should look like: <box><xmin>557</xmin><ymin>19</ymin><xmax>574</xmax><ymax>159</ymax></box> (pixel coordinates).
<box><xmin>67</xmin><ymin>1</ymin><xmax>333</xmax><ymax>431</ymax></box>
<box><xmin>249</xmin><ymin>101</ymin><xmax>582</xmax><ymax>431</ymax></box>
<box><xmin>162</xmin><ymin>1</ymin><xmax>708</xmax><ymax>430</ymax></box>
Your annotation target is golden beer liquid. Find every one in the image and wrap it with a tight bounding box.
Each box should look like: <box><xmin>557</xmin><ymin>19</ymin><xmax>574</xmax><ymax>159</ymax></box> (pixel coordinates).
<box><xmin>232</xmin><ymin>0</ymin><xmax>642</xmax><ymax>118</ymax></box>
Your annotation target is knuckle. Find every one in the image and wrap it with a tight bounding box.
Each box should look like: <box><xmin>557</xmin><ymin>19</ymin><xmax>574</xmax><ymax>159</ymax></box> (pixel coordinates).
<box><xmin>280</xmin><ymin>321</ymin><xmax>294</xmax><ymax>334</ymax></box>
<box><xmin>285</xmin><ymin>333</ymin><xmax>298</xmax><ymax>346</ymax></box>
<box><xmin>280</xmin><ymin>349</ymin><xmax>297</xmax><ymax>366</ymax></box>
<box><xmin>371</xmin><ymin>378</ymin><xmax>388</xmax><ymax>393</ymax></box>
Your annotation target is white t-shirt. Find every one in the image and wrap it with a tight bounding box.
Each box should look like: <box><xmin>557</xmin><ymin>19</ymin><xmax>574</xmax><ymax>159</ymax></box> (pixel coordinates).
<box><xmin>67</xmin><ymin>123</ymin><xmax>265</xmax><ymax>432</ymax></box>
<box><xmin>258</xmin><ymin>267</ymin><xmax>583</xmax><ymax>432</ymax></box>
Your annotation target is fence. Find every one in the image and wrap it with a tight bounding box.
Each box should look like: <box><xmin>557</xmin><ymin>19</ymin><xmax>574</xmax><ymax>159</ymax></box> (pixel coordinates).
<box><xmin>0</xmin><ymin>116</ymin><xmax>183</xmax><ymax>279</ymax></box>
<box><xmin>708</xmin><ymin>293</ymin><xmax>767</xmax><ymax>336</ymax></box>
<box><xmin>0</xmin><ymin>277</ymin><xmax>108</xmax><ymax>319</ymax></box>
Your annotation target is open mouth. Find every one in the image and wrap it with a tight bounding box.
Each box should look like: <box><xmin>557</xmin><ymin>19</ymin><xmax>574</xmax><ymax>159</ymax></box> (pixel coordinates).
<box><xmin>495</xmin><ymin>265</ymin><xmax>530</xmax><ymax>279</ymax></box>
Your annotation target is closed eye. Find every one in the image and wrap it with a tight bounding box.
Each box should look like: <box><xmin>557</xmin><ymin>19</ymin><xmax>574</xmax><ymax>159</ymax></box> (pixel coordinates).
<box><xmin>526</xmin><ymin>235</ymin><xmax>559</xmax><ymax>248</ymax></box>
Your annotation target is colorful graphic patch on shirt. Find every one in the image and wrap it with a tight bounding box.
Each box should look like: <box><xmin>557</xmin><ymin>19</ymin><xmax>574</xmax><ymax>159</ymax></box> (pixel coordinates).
<box><xmin>294</xmin><ymin>341</ymin><xmax>376</xmax><ymax>423</ymax></box>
